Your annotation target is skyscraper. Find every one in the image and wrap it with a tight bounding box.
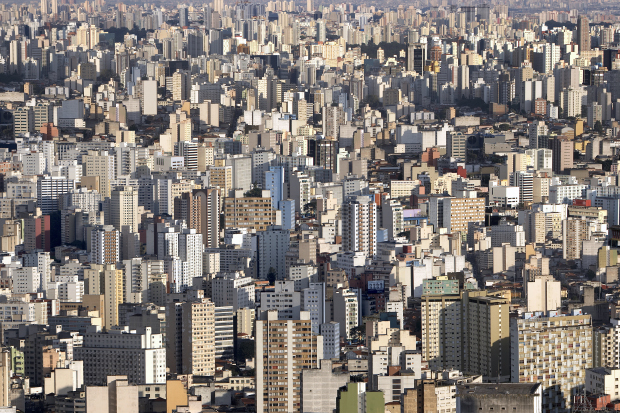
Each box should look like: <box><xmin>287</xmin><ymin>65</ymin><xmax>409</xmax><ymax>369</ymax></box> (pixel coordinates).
<box><xmin>509</xmin><ymin>171</ymin><xmax>534</xmax><ymax>205</ymax></box>
<box><xmin>551</xmin><ymin>137</ymin><xmax>573</xmax><ymax>174</ymax></box>
<box><xmin>256</xmin><ymin>310</ymin><xmax>323</xmax><ymax>413</ymax></box>
<box><xmin>407</xmin><ymin>43</ymin><xmax>426</xmax><ymax>74</ymax></box>
<box><xmin>172</xmin><ymin>70</ymin><xmax>191</xmax><ymax>101</ymax></box>
<box><xmin>90</xmin><ymin>225</ymin><xmax>120</xmax><ymax>265</ymax></box>
<box><xmin>179</xmin><ymin>7</ymin><xmax>189</xmax><ymax>28</ymax></box>
<box><xmin>110</xmin><ymin>185</ymin><xmax>140</xmax><ymax>232</ymax></box>
<box><xmin>192</xmin><ymin>188</ymin><xmax>220</xmax><ymax>248</ymax></box>
<box><xmin>174</xmin><ymin>191</ymin><xmax>202</xmax><ymax>233</ymax></box>
<box><xmin>167</xmin><ymin>297</ymin><xmax>216</xmax><ymax>376</ymax></box>
<box><xmin>421</xmin><ymin>291</ymin><xmax>510</xmax><ymax>379</ymax></box>
<box><xmin>341</xmin><ymin>197</ymin><xmax>377</xmax><ymax>259</ymax></box>
<box><xmin>577</xmin><ymin>15</ymin><xmax>590</xmax><ymax>53</ymax></box>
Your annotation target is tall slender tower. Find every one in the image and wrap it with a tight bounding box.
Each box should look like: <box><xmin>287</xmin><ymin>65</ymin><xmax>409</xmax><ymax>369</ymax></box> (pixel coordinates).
<box><xmin>256</xmin><ymin>311</ymin><xmax>323</xmax><ymax>413</ymax></box>
<box><xmin>577</xmin><ymin>15</ymin><xmax>591</xmax><ymax>52</ymax></box>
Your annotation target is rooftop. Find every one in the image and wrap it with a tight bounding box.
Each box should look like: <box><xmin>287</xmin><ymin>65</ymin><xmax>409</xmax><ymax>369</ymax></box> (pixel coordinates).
<box><xmin>457</xmin><ymin>383</ymin><xmax>541</xmax><ymax>396</ymax></box>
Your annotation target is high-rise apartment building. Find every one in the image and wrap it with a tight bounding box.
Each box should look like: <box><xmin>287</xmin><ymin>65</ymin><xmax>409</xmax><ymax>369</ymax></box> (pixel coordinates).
<box><xmin>23</xmin><ymin>213</ymin><xmax>51</xmax><ymax>252</ymax></box>
<box><xmin>214</xmin><ymin>306</ymin><xmax>234</xmax><ymax>360</ymax></box>
<box><xmin>526</xmin><ymin>275</ymin><xmax>561</xmax><ymax>313</ymax></box>
<box><xmin>421</xmin><ymin>291</ymin><xmax>510</xmax><ymax>380</ymax></box>
<box><xmin>333</xmin><ymin>288</ymin><xmax>359</xmax><ymax>340</ymax></box>
<box><xmin>167</xmin><ymin>297</ymin><xmax>216</xmax><ymax>376</ymax></box>
<box><xmin>172</xmin><ymin>70</ymin><xmax>191</xmax><ymax>101</ymax></box>
<box><xmin>442</xmin><ymin>197</ymin><xmax>485</xmax><ymax>236</ymax></box>
<box><xmin>210</xmin><ymin>166</ymin><xmax>233</xmax><ymax>194</ymax></box>
<box><xmin>341</xmin><ymin>198</ymin><xmax>377</xmax><ymax>259</ymax></box>
<box><xmin>551</xmin><ymin>137</ymin><xmax>573</xmax><ymax>174</ymax></box>
<box><xmin>174</xmin><ymin>191</ymin><xmax>201</xmax><ymax>233</ymax></box>
<box><xmin>193</xmin><ymin>188</ymin><xmax>220</xmax><ymax>248</ymax></box>
<box><xmin>90</xmin><ymin>225</ymin><xmax>119</xmax><ymax>265</ymax></box>
<box><xmin>83</xmin><ymin>151</ymin><xmax>115</xmax><ymax>198</ymax></box>
<box><xmin>446</xmin><ymin>131</ymin><xmax>466</xmax><ymax>160</ymax></box>
<box><xmin>84</xmin><ymin>263</ymin><xmax>124</xmax><ymax>329</ymax></box>
<box><xmin>211</xmin><ymin>272</ymin><xmax>255</xmax><ymax>310</ymax></box>
<box><xmin>461</xmin><ymin>291</ymin><xmax>511</xmax><ymax>381</ymax></box>
<box><xmin>257</xmin><ymin>226</ymin><xmax>291</xmax><ymax>281</ymax></box>
<box><xmin>0</xmin><ymin>350</ymin><xmax>9</xmax><ymax>408</ymax></box>
<box><xmin>13</xmin><ymin>106</ymin><xmax>34</xmax><ymax>136</ymax></box>
<box><xmin>75</xmin><ymin>327</ymin><xmax>165</xmax><ymax>386</ymax></box>
<box><xmin>223</xmin><ymin>189</ymin><xmax>275</xmax><ymax>232</ymax></box>
<box><xmin>110</xmin><ymin>186</ymin><xmax>140</xmax><ymax>232</ymax></box>
<box><xmin>562</xmin><ymin>217</ymin><xmax>590</xmax><ymax>261</ymax></box>
<box><xmin>509</xmin><ymin>171</ymin><xmax>534</xmax><ymax>205</ymax></box>
<box><xmin>256</xmin><ymin>310</ymin><xmax>323</xmax><ymax>413</ymax></box>
<box><xmin>511</xmin><ymin>310</ymin><xmax>592</xmax><ymax>412</ymax></box>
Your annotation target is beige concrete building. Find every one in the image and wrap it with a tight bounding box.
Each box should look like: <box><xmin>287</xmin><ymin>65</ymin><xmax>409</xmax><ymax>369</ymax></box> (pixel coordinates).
<box><xmin>82</xmin><ymin>151</ymin><xmax>115</xmax><ymax>198</ymax></box>
<box><xmin>84</xmin><ymin>375</ymin><xmax>138</xmax><ymax>413</ymax></box>
<box><xmin>563</xmin><ymin>217</ymin><xmax>590</xmax><ymax>261</ymax></box>
<box><xmin>421</xmin><ymin>291</ymin><xmax>510</xmax><ymax>380</ymax></box>
<box><xmin>223</xmin><ymin>189</ymin><xmax>275</xmax><ymax>233</ymax></box>
<box><xmin>0</xmin><ymin>349</ymin><xmax>9</xmax><ymax>408</ymax></box>
<box><xmin>84</xmin><ymin>264</ymin><xmax>123</xmax><ymax>330</ymax></box>
<box><xmin>389</xmin><ymin>180</ymin><xmax>420</xmax><ymax>199</ymax></box>
<box><xmin>210</xmin><ymin>165</ymin><xmax>233</xmax><ymax>195</ymax></box>
<box><xmin>109</xmin><ymin>186</ymin><xmax>140</xmax><ymax>232</ymax></box>
<box><xmin>462</xmin><ymin>291</ymin><xmax>511</xmax><ymax>381</ymax></box>
<box><xmin>443</xmin><ymin>197</ymin><xmax>485</xmax><ymax>235</ymax></box>
<box><xmin>526</xmin><ymin>275</ymin><xmax>561</xmax><ymax>313</ymax></box>
<box><xmin>511</xmin><ymin>310</ymin><xmax>592</xmax><ymax>412</ymax></box>
<box><xmin>586</xmin><ymin>367</ymin><xmax>620</xmax><ymax>400</ymax></box>
<box><xmin>256</xmin><ymin>310</ymin><xmax>323</xmax><ymax>413</ymax></box>
<box><xmin>235</xmin><ymin>307</ymin><xmax>255</xmax><ymax>337</ymax></box>
<box><xmin>167</xmin><ymin>298</ymin><xmax>216</xmax><ymax>376</ymax></box>
<box><xmin>593</xmin><ymin>318</ymin><xmax>620</xmax><ymax>368</ymax></box>
<box><xmin>421</xmin><ymin>294</ymin><xmax>462</xmax><ymax>371</ymax></box>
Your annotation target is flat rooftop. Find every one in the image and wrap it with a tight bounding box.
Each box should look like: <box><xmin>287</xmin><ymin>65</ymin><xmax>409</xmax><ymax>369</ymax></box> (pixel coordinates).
<box><xmin>457</xmin><ymin>383</ymin><xmax>541</xmax><ymax>396</ymax></box>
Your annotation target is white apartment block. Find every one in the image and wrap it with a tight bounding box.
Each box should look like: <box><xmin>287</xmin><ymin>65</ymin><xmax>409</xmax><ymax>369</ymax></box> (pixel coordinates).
<box><xmin>301</xmin><ymin>282</ymin><xmax>325</xmax><ymax>334</ymax></box>
<box><xmin>510</xmin><ymin>310</ymin><xmax>592</xmax><ymax>413</ymax></box>
<box><xmin>333</xmin><ymin>288</ymin><xmax>359</xmax><ymax>339</ymax></box>
<box><xmin>489</xmin><ymin>185</ymin><xmax>520</xmax><ymax>208</ymax></box>
<box><xmin>48</xmin><ymin>275</ymin><xmax>84</xmax><ymax>302</ymax></box>
<box><xmin>549</xmin><ymin>184</ymin><xmax>588</xmax><ymax>204</ymax></box>
<box><xmin>321</xmin><ymin>321</ymin><xmax>340</xmax><ymax>360</ymax></box>
<box><xmin>211</xmin><ymin>272</ymin><xmax>256</xmax><ymax>310</ymax></box>
<box><xmin>74</xmin><ymin>327</ymin><xmax>166</xmax><ymax>386</ymax></box>
<box><xmin>341</xmin><ymin>199</ymin><xmax>377</xmax><ymax>259</ymax></box>
<box><xmin>259</xmin><ymin>281</ymin><xmax>301</xmax><ymax>320</ymax></box>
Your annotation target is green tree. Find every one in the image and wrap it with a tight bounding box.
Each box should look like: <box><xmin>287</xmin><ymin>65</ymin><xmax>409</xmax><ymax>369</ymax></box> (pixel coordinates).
<box><xmin>244</xmin><ymin>183</ymin><xmax>263</xmax><ymax>198</ymax></box>
<box><xmin>350</xmin><ymin>325</ymin><xmax>365</xmax><ymax>344</ymax></box>
<box><xmin>267</xmin><ymin>267</ymin><xmax>277</xmax><ymax>285</ymax></box>
<box><xmin>238</xmin><ymin>340</ymin><xmax>255</xmax><ymax>361</ymax></box>
<box><xmin>304</xmin><ymin>199</ymin><xmax>317</xmax><ymax>215</ymax></box>
<box><xmin>498</xmin><ymin>123</ymin><xmax>511</xmax><ymax>131</ymax></box>
<box><xmin>362</xmin><ymin>95</ymin><xmax>381</xmax><ymax>109</ymax></box>
<box><xmin>585</xmin><ymin>269</ymin><xmax>596</xmax><ymax>280</ymax></box>
<box><xmin>594</xmin><ymin>120</ymin><xmax>604</xmax><ymax>134</ymax></box>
